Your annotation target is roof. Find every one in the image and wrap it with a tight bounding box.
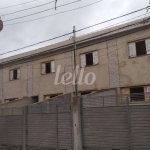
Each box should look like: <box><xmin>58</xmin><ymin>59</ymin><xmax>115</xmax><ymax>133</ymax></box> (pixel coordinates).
<box><xmin>1</xmin><ymin>17</ymin><xmax>150</xmax><ymax>65</ymax></box>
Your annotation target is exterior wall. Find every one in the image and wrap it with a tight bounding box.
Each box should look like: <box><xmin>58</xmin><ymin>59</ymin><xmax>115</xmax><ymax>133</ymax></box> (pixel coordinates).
<box><xmin>118</xmin><ymin>28</ymin><xmax>150</xmax><ymax>87</ymax></box>
<box><xmin>76</xmin><ymin>42</ymin><xmax>110</xmax><ymax>92</ymax></box>
<box><xmin>3</xmin><ymin>63</ymin><xmax>27</xmax><ymax>100</ymax></box>
<box><xmin>1</xmin><ymin>28</ymin><xmax>150</xmax><ymax>103</ymax></box>
<box><xmin>64</xmin><ymin>51</ymin><xmax>74</xmax><ymax>93</ymax></box>
<box><xmin>107</xmin><ymin>39</ymin><xmax>120</xmax><ymax>88</ymax></box>
<box><xmin>0</xmin><ymin>42</ymin><xmax>111</xmax><ymax>102</ymax></box>
<box><xmin>32</xmin><ymin>53</ymin><xmax>65</xmax><ymax>102</ymax></box>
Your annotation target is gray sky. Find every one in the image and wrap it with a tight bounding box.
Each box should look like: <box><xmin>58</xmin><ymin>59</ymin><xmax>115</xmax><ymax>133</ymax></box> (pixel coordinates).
<box><xmin>0</xmin><ymin>0</ymin><xmax>149</xmax><ymax>59</ymax></box>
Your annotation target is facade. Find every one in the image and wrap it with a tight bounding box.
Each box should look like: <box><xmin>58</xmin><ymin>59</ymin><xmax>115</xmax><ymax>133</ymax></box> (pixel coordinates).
<box><xmin>0</xmin><ymin>17</ymin><xmax>150</xmax><ymax>104</ymax></box>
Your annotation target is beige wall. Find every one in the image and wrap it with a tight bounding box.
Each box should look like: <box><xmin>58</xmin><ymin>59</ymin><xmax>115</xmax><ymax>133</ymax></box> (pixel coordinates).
<box><xmin>2</xmin><ymin>28</ymin><xmax>150</xmax><ymax>103</ymax></box>
<box><xmin>1</xmin><ymin>41</ymin><xmax>110</xmax><ymax>102</ymax></box>
<box><xmin>32</xmin><ymin>54</ymin><xmax>65</xmax><ymax>101</ymax></box>
<box><xmin>117</xmin><ymin>28</ymin><xmax>150</xmax><ymax>87</ymax></box>
<box><xmin>76</xmin><ymin>42</ymin><xmax>110</xmax><ymax>92</ymax></box>
<box><xmin>3</xmin><ymin>63</ymin><xmax>27</xmax><ymax>100</ymax></box>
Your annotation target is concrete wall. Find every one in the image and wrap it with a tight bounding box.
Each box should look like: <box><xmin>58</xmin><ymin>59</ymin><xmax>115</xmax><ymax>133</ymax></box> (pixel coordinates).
<box><xmin>3</xmin><ymin>63</ymin><xmax>27</xmax><ymax>100</ymax></box>
<box><xmin>1</xmin><ymin>27</ymin><xmax>150</xmax><ymax>102</ymax></box>
<box><xmin>118</xmin><ymin>28</ymin><xmax>150</xmax><ymax>87</ymax></box>
<box><xmin>0</xmin><ymin>41</ymin><xmax>110</xmax><ymax>102</ymax></box>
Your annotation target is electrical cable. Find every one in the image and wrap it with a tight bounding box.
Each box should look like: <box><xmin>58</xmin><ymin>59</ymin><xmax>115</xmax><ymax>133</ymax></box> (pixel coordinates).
<box><xmin>1</xmin><ymin>1</ymin><xmax>55</xmax><ymax>16</ymax></box>
<box><xmin>4</xmin><ymin>0</ymin><xmax>103</xmax><ymax>24</ymax></box>
<box><xmin>0</xmin><ymin>15</ymin><xmax>149</xmax><ymax>57</ymax></box>
<box><xmin>2</xmin><ymin>0</ymin><xmax>80</xmax><ymax>17</ymax></box>
<box><xmin>76</xmin><ymin>7</ymin><xmax>146</xmax><ymax>32</ymax></box>
<box><xmin>0</xmin><ymin>0</ymin><xmax>42</xmax><ymax>10</ymax></box>
<box><xmin>0</xmin><ymin>43</ymin><xmax>130</xmax><ymax>85</ymax></box>
<box><xmin>1</xmin><ymin>33</ymin><xmax>149</xmax><ymax>85</ymax></box>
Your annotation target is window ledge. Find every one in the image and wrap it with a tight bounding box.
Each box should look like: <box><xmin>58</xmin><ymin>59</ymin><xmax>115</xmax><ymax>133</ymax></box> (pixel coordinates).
<box><xmin>81</xmin><ymin>63</ymin><xmax>99</xmax><ymax>68</ymax></box>
<box><xmin>41</xmin><ymin>72</ymin><xmax>55</xmax><ymax>75</ymax></box>
<box><xmin>129</xmin><ymin>54</ymin><xmax>150</xmax><ymax>59</ymax></box>
<box><xmin>10</xmin><ymin>79</ymin><xmax>20</xmax><ymax>81</ymax></box>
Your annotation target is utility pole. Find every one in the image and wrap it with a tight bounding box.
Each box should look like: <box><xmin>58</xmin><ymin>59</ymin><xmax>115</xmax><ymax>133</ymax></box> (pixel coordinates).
<box><xmin>0</xmin><ymin>18</ymin><xmax>3</xmax><ymax>32</ymax></box>
<box><xmin>73</xmin><ymin>26</ymin><xmax>78</xmax><ymax>97</ymax></box>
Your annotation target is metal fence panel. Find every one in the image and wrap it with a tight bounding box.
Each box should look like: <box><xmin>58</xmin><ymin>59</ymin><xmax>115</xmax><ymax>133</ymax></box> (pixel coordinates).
<box><xmin>5</xmin><ymin>116</ymin><xmax>23</xmax><ymax>146</ymax></box>
<box><xmin>27</xmin><ymin>94</ymin><xmax>72</xmax><ymax>150</ymax></box>
<box><xmin>27</xmin><ymin>113</ymin><xmax>57</xmax><ymax>148</ymax></box>
<box><xmin>81</xmin><ymin>95</ymin><xmax>150</xmax><ymax>150</ymax></box>
<box><xmin>82</xmin><ymin>106</ymin><xmax>130</xmax><ymax>150</ymax></box>
<box><xmin>130</xmin><ymin>105</ymin><xmax>150</xmax><ymax>150</ymax></box>
<box><xmin>0</xmin><ymin>108</ymin><xmax>23</xmax><ymax>149</ymax></box>
<box><xmin>0</xmin><ymin>116</ymin><xmax>5</xmax><ymax>144</ymax></box>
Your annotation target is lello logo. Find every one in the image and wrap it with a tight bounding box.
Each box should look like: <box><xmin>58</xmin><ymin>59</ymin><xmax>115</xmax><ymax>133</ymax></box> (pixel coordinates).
<box><xmin>54</xmin><ymin>65</ymin><xmax>96</xmax><ymax>85</ymax></box>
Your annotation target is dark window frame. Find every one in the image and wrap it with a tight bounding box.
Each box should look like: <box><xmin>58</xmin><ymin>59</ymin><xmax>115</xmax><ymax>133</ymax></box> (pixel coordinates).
<box><xmin>129</xmin><ymin>87</ymin><xmax>145</xmax><ymax>102</ymax></box>
<box><xmin>135</xmin><ymin>40</ymin><xmax>147</xmax><ymax>57</ymax></box>
<box><xmin>85</xmin><ymin>52</ymin><xmax>93</xmax><ymax>66</ymax></box>
<box><xmin>41</xmin><ymin>60</ymin><xmax>55</xmax><ymax>75</ymax></box>
<box><xmin>13</xmin><ymin>69</ymin><xmax>18</xmax><ymax>80</ymax></box>
<box><xmin>80</xmin><ymin>51</ymin><xmax>99</xmax><ymax>67</ymax></box>
<box><xmin>45</xmin><ymin>62</ymin><xmax>51</xmax><ymax>74</ymax></box>
<box><xmin>81</xmin><ymin>91</ymin><xmax>91</xmax><ymax>96</ymax></box>
<box><xmin>10</xmin><ymin>68</ymin><xmax>20</xmax><ymax>81</ymax></box>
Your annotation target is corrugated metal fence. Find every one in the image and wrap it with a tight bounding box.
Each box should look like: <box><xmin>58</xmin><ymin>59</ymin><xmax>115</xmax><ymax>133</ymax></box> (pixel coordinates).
<box><xmin>80</xmin><ymin>95</ymin><xmax>150</xmax><ymax>150</ymax></box>
<box><xmin>0</xmin><ymin>94</ymin><xmax>73</xmax><ymax>150</ymax></box>
<box><xmin>27</xmin><ymin>94</ymin><xmax>72</xmax><ymax>150</ymax></box>
<box><xmin>0</xmin><ymin>93</ymin><xmax>150</xmax><ymax>150</ymax></box>
<box><xmin>0</xmin><ymin>108</ymin><xmax>23</xmax><ymax>150</ymax></box>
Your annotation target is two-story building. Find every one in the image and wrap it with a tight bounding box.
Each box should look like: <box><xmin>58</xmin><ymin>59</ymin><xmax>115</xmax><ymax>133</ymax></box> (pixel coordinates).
<box><xmin>1</xmin><ymin>17</ymin><xmax>150</xmax><ymax>105</ymax></box>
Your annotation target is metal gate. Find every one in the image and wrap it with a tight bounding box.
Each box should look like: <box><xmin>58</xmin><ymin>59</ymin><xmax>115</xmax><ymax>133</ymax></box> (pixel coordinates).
<box><xmin>27</xmin><ymin>94</ymin><xmax>73</xmax><ymax>150</ymax></box>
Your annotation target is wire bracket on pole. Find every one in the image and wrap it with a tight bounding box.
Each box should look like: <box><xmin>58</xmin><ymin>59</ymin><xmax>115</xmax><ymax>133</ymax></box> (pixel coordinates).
<box><xmin>55</xmin><ymin>0</ymin><xmax>58</xmax><ymax>10</ymax></box>
<box><xmin>146</xmin><ymin>6</ymin><xmax>150</xmax><ymax>13</ymax></box>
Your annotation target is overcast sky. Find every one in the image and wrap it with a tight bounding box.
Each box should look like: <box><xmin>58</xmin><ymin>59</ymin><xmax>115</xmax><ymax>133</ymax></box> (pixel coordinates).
<box><xmin>0</xmin><ymin>0</ymin><xmax>149</xmax><ymax>59</ymax></box>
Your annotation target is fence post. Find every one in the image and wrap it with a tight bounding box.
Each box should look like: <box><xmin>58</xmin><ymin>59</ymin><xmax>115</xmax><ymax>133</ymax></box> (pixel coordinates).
<box><xmin>126</xmin><ymin>96</ymin><xmax>133</xmax><ymax>150</ymax></box>
<box><xmin>23</xmin><ymin>106</ymin><xmax>28</xmax><ymax>150</ymax></box>
<box><xmin>56</xmin><ymin>105</ymin><xmax>58</xmax><ymax>150</ymax></box>
<box><xmin>72</xmin><ymin>96</ymin><xmax>83</xmax><ymax>150</ymax></box>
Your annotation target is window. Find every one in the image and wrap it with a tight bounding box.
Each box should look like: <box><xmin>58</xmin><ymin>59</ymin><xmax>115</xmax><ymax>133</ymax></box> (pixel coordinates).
<box><xmin>129</xmin><ymin>38</ymin><xmax>150</xmax><ymax>58</ymax></box>
<box><xmin>50</xmin><ymin>94</ymin><xmax>59</xmax><ymax>98</ymax></box>
<box><xmin>136</xmin><ymin>41</ymin><xmax>146</xmax><ymax>56</ymax></box>
<box><xmin>80</xmin><ymin>51</ymin><xmax>98</xmax><ymax>67</ymax></box>
<box><xmin>42</xmin><ymin>61</ymin><xmax>55</xmax><ymax>75</ymax></box>
<box><xmin>10</xmin><ymin>69</ymin><xmax>20</xmax><ymax>81</ymax></box>
<box><xmin>5</xmin><ymin>98</ymin><xmax>18</xmax><ymax>103</ymax></box>
<box><xmin>130</xmin><ymin>87</ymin><xmax>145</xmax><ymax>102</ymax></box>
<box><xmin>81</xmin><ymin>91</ymin><xmax>91</xmax><ymax>95</ymax></box>
<box><xmin>44</xmin><ymin>94</ymin><xmax>62</xmax><ymax>100</ymax></box>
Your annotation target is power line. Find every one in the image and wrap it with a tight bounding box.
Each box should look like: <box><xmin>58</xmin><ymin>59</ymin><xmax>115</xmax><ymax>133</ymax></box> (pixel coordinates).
<box><xmin>0</xmin><ymin>31</ymin><xmax>148</xmax><ymax>76</ymax></box>
<box><xmin>77</xmin><ymin>13</ymin><xmax>148</xmax><ymax>38</ymax></box>
<box><xmin>4</xmin><ymin>0</ymin><xmax>103</xmax><ymax>24</ymax></box>
<box><xmin>2</xmin><ymin>12</ymin><xmax>148</xmax><ymax>56</ymax></box>
<box><xmin>1</xmin><ymin>0</ymin><xmax>55</xmax><ymax>16</ymax></box>
<box><xmin>0</xmin><ymin>31</ymin><xmax>73</xmax><ymax>55</ymax></box>
<box><xmin>2</xmin><ymin>30</ymin><xmax>150</xmax><ymax>84</ymax></box>
<box><xmin>2</xmin><ymin>0</ymin><xmax>81</xmax><ymax>18</ymax></box>
<box><xmin>0</xmin><ymin>0</ymin><xmax>42</xmax><ymax>10</ymax></box>
<box><xmin>1</xmin><ymin>14</ymin><xmax>149</xmax><ymax>56</ymax></box>
<box><xmin>76</xmin><ymin>7</ymin><xmax>146</xmax><ymax>32</ymax></box>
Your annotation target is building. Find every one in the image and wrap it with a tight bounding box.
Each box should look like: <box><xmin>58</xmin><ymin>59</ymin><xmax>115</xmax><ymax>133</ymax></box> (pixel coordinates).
<box><xmin>0</xmin><ymin>17</ymin><xmax>150</xmax><ymax>104</ymax></box>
